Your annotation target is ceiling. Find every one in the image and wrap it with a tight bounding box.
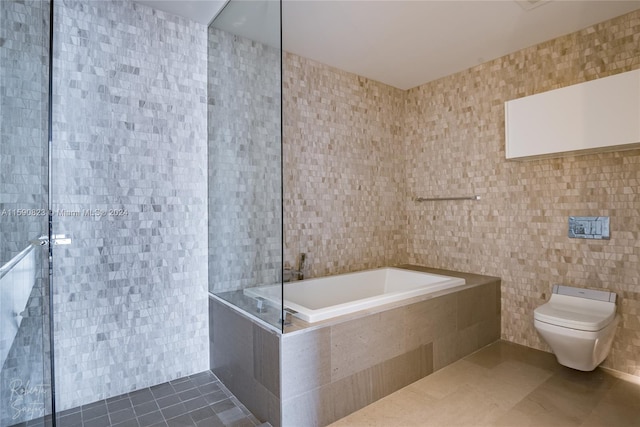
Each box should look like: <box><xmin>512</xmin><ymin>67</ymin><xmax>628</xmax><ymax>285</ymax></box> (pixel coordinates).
<box><xmin>136</xmin><ymin>0</ymin><xmax>227</xmax><ymax>24</ymax></box>
<box><xmin>137</xmin><ymin>0</ymin><xmax>640</xmax><ymax>90</ymax></box>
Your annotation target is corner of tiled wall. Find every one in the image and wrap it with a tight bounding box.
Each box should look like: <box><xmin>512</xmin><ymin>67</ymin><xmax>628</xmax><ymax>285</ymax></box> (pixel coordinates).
<box><xmin>283</xmin><ymin>53</ymin><xmax>408</xmax><ymax>279</ymax></box>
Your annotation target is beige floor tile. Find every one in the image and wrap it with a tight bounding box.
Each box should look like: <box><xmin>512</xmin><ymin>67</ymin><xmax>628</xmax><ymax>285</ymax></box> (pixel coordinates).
<box><xmin>465</xmin><ymin>340</ymin><xmax>561</xmax><ymax>373</ymax></box>
<box><xmin>486</xmin><ymin>359</ymin><xmax>554</xmax><ymax>390</ymax></box>
<box><xmin>329</xmin><ymin>341</ymin><xmax>640</xmax><ymax>427</ymax></box>
<box><xmin>492</xmin><ymin>407</ymin><xmax>540</xmax><ymax>427</ymax></box>
<box><xmin>580</xmin><ymin>400</ymin><xmax>640</xmax><ymax>427</ymax></box>
<box><xmin>493</xmin><ymin>405</ymin><xmax>581</xmax><ymax>427</ymax></box>
<box><xmin>463</xmin><ymin>340</ymin><xmax>513</xmax><ymax>369</ymax></box>
<box><xmin>601</xmin><ymin>377</ymin><xmax>640</xmax><ymax>408</ymax></box>
<box><xmin>331</xmin><ymin>388</ymin><xmax>437</xmax><ymax>427</ymax></box>
<box><xmin>402</xmin><ymin>359</ymin><xmax>488</xmax><ymax>400</ymax></box>
<box><xmin>462</xmin><ymin>365</ymin><xmax>549</xmax><ymax>412</ymax></box>
<box><xmin>524</xmin><ymin>372</ymin><xmax>617</xmax><ymax>421</ymax></box>
<box><xmin>422</xmin><ymin>385</ymin><xmax>509</xmax><ymax>426</ymax></box>
<box><xmin>552</xmin><ymin>366</ymin><xmax>619</xmax><ymax>393</ymax></box>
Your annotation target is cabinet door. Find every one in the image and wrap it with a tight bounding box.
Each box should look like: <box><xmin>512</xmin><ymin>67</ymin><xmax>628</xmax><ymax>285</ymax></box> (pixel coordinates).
<box><xmin>505</xmin><ymin>69</ymin><xmax>640</xmax><ymax>160</ymax></box>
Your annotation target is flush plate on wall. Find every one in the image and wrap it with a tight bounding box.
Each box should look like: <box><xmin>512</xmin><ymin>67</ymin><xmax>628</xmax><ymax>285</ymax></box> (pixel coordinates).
<box><xmin>568</xmin><ymin>216</ymin><xmax>610</xmax><ymax>240</ymax></box>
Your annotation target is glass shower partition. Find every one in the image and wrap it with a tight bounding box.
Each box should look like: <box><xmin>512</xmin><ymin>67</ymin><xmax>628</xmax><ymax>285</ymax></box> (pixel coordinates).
<box><xmin>0</xmin><ymin>0</ymin><xmax>54</xmax><ymax>425</ymax></box>
<box><xmin>207</xmin><ymin>0</ymin><xmax>284</xmax><ymax>330</ymax></box>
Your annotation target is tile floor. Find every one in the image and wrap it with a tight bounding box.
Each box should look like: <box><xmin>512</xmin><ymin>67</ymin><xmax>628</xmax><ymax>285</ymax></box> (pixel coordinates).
<box><xmin>330</xmin><ymin>340</ymin><xmax>640</xmax><ymax>427</ymax></box>
<box><xmin>12</xmin><ymin>371</ymin><xmax>269</xmax><ymax>427</ymax></box>
<box><xmin>13</xmin><ymin>341</ymin><xmax>640</xmax><ymax>427</ymax></box>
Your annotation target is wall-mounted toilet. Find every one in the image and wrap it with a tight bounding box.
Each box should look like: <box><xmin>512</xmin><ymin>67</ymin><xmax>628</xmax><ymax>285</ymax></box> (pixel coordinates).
<box><xmin>534</xmin><ymin>284</ymin><xmax>619</xmax><ymax>371</ymax></box>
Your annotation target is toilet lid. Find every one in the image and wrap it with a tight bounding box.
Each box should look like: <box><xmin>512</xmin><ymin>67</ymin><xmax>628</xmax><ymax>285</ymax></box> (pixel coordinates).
<box><xmin>534</xmin><ymin>294</ymin><xmax>616</xmax><ymax>332</ymax></box>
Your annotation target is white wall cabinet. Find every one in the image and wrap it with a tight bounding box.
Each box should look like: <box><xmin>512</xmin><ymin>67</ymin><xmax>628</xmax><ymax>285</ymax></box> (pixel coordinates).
<box><xmin>505</xmin><ymin>69</ymin><xmax>640</xmax><ymax>160</ymax></box>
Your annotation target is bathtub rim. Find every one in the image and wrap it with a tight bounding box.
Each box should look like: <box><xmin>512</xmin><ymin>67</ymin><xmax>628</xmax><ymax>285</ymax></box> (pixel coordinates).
<box><xmin>209</xmin><ymin>265</ymin><xmax>500</xmax><ymax>336</ymax></box>
<box><xmin>248</xmin><ymin>267</ymin><xmax>467</xmax><ymax>324</ymax></box>
<box><xmin>284</xmin><ymin>265</ymin><xmax>500</xmax><ymax>335</ymax></box>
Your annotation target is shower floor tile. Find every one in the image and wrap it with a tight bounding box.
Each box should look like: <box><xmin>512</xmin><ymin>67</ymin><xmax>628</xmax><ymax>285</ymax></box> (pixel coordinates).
<box><xmin>11</xmin><ymin>371</ymin><xmax>269</xmax><ymax>427</ymax></box>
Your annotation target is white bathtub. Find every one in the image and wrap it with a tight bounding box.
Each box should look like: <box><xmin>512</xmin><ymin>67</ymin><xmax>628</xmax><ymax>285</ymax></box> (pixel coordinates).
<box><xmin>244</xmin><ymin>267</ymin><xmax>465</xmax><ymax>323</ymax></box>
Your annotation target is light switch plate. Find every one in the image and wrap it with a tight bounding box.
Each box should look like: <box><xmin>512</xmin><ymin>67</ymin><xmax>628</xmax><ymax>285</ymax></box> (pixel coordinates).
<box><xmin>568</xmin><ymin>216</ymin><xmax>610</xmax><ymax>240</ymax></box>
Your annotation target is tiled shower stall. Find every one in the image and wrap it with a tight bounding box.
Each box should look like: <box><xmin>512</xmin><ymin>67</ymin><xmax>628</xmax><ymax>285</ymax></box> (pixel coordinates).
<box><xmin>51</xmin><ymin>0</ymin><xmax>210</xmax><ymax>409</ymax></box>
<box><xmin>2</xmin><ymin>0</ymin><xmax>285</xmax><ymax>424</ymax></box>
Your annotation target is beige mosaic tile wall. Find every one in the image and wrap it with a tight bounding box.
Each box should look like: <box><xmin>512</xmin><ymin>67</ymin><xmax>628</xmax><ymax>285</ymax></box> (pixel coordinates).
<box><xmin>283</xmin><ymin>53</ymin><xmax>407</xmax><ymax>277</ymax></box>
<box><xmin>404</xmin><ymin>9</ymin><xmax>640</xmax><ymax>376</ymax></box>
<box><xmin>284</xmin><ymin>9</ymin><xmax>640</xmax><ymax>376</ymax></box>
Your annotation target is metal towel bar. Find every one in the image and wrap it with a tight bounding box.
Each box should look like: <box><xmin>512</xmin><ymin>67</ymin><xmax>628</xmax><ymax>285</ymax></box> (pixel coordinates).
<box><xmin>414</xmin><ymin>195</ymin><xmax>480</xmax><ymax>202</ymax></box>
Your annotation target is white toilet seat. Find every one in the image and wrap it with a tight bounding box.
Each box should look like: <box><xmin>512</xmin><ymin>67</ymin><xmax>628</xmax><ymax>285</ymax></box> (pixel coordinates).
<box><xmin>534</xmin><ymin>293</ymin><xmax>616</xmax><ymax>331</ymax></box>
<box><xmin>534</xmin><ymin>316</ymin><xmax>618</xmax><ymax>340</ymax></box>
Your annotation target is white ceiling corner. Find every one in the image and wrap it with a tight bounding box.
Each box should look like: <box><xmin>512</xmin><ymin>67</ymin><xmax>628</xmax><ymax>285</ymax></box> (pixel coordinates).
<box><xmin>136</xmin><ymin>0</ymin><xmax>640</xmax><ymax>89</ymax></box>
<box><xmin>135</xmin><ymin>0</ymin><xmax>228</xmax><ymax>25</ymax></box>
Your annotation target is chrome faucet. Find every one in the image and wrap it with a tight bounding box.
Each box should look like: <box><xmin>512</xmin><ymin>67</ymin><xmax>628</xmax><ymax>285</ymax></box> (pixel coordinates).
<box><xmin>297</xmin><ymin>253</ymin><xmax>306</xmax><ymax>280</ymax></box>
<box><xmin>283</xmin><ymin>253</ymin><xmax>306</xmax><ymax>282</ymax></box>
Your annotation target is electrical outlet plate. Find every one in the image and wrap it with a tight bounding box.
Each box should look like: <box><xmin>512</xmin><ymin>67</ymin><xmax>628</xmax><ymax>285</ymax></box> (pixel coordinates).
<box><xmin>568</xmin><ymin>216</ymin><xmax>610</xmax><ymax>240</ymax></box>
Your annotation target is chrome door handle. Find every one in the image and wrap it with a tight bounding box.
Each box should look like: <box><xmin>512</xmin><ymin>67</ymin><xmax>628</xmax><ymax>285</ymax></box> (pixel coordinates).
<box><xmin>30</xmin><ymin>234</ymin><xmax>72</xmax><ymax>246</ymax></box>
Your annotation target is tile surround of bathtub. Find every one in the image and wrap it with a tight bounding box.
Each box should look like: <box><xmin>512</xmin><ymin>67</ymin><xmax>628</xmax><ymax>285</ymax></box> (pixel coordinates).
<box><xmin>280</xmin><ymin>273</ymin><xmax>501</xmax><ymax>426</ymax></box>
<box><xmin>209</xmin><ymin>297</ymin><xmax>281</xmax><ymax>426</ymax></box>
<box><xmin>208</xmin><ymin>27</ymin><xmax>282</xmax><ymax>295</ymax></box>
<box><xmin>330</xmin><ymin>309</ymin><xmax>406</xmax><ymax>382</ymax></box>
<box><xmin>284</xmin><ymin>8</ymin><xmax>640</xmax><ymax>378</ymax></box>
<box><xmin>51</xmin><ymin>0</ymin><xmax>209</xmax><ymax>410</ymax></box>
<box><xmin>210</xmin><ymin>267</ymin><xmax>499</xmax><ymax>427</ymax></box>
<box><xmin>403</xmin><ymin>8</ymin><xmax>640</xmax><ymax>376</ymax></box>
<box><xmin>283</xmin><ymin>53</ymin><xmax>407</xmax><ymax>279</ymax></box>
<box><xmin>280</xmin><ymin>328</ymin><xmax>331</xmax><ymax>400</ymax></box>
